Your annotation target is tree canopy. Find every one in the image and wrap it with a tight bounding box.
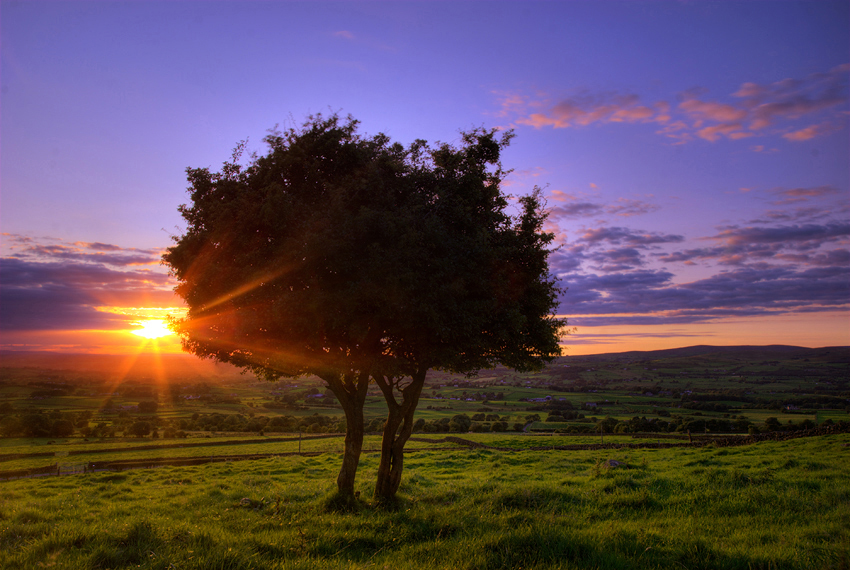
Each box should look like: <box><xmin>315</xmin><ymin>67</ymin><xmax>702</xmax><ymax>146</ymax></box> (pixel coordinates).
<box><xmin>164</xmin><ymin>114</ymin><xmax>566</xmax><ymax>501</ymax></box>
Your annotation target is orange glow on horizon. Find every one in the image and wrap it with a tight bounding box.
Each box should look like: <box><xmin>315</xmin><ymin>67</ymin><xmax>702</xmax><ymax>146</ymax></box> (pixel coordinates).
<box><xmin>558</xmin><ymin>310</ymin><xmax>850</xmax><ymax>355</ymax></box>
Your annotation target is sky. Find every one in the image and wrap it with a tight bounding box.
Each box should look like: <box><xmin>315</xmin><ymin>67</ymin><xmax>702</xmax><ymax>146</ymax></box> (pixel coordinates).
<box><xmin>1</xmin><ymin>0</ymin><xmax>848</xmax><ymax>357</ymax></box>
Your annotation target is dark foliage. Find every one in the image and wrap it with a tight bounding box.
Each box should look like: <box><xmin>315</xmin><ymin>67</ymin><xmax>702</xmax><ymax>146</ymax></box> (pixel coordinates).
<box><xmin>163</xmin><ymin>114</ymin><xmax>566</xmax><ymax>499</ymax></box>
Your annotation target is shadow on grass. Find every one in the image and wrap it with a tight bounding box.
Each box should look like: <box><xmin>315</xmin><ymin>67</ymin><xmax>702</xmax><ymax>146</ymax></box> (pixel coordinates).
<box><xmin>321</xmin><ymin>490</ymin><xmax>365</xmax><ymax>513</ymax></box>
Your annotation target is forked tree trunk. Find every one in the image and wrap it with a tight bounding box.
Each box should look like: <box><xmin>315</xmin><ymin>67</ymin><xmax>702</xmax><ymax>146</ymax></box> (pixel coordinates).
<box><xmin>373</xmin><ymin>367</ymin><xmax>427</xmax><ymax>501</ymax></box>
<box><xmin>324</xmin><ymin>371</ymin><xmax>369</xmax><ymax>499</ymax></box>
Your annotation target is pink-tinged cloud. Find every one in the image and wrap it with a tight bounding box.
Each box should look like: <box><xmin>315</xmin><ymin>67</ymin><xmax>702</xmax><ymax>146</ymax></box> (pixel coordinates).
<box><xmin>75</xmin><ymin>241</ymin><xmax>124</xmax><ymax>252</ymax></box>
<box><xmin>655</xmin><ymin>120</ymin><xmax>692</xmax><ymax>144</ymax></box>
<box><xmin>770</xmin><ymin>186</ymin><xmax>844</xmax><ymax>204</ymax></box>
<box><xmin>514</xmin><ymin>92</ymin><xmax>669</xmax><ymax>129</ymax></box>
<box><xmin>695</xmin><ymin>122</ymin><xmax>746</xmax><ymax>142</ymax></box>
<box><xmin>783</xmin><ymin>123</ymin><xmax>838</xmax><ymax>141</ymax></box>
<box><xmin>333</xmin><ymin>30</ymin><xmax>355</xmax><ymax>40</ymax></box>
<box><xmin>503</xmin><ymin>64</ymin><xmax>848</xmax><ymax>143</ymax></box>
<box><xmin>676</xmin><ymin>65</ymin><xmax>848</xmax><ymax>140</ymax></box>
<box><xmin>679</xmin><ymin>99</ymin><xmax>748</xmax><ymax>124</ymax></box>
<box><xmin>548</xmin><ymin>189</ymin><xmax>577</xmax><ymax>202</ymax></box>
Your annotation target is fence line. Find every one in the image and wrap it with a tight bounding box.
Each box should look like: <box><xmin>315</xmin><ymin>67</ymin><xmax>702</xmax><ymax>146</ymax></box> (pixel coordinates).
<box><xmin>2</xmin><ymin>423</ymin><xmax>847</xmax><ymax>481</ymax></box>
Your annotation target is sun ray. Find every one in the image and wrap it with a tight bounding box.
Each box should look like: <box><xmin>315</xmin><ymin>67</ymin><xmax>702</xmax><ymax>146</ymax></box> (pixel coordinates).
<box><xmin>196</xmin><ymin>264</ymin><xmax>294</xmax><ymax>313</ymax></box>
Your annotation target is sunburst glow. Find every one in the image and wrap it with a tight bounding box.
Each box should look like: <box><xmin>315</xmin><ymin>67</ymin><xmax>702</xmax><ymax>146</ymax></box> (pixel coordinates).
<box><xmin>132</xmin><ymin>319</ymin><xmax>172</xmax><ymax>339</ymax></box>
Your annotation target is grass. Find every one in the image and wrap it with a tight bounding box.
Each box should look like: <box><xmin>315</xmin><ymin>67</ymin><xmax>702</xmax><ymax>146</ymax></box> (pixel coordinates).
<box><xmin>1</xmin><ymin>433</ymin><xmax>848</xmax><ymax>569</ymax></box>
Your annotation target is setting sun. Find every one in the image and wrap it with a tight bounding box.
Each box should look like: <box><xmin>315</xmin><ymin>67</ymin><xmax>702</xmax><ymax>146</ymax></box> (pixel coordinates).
<box><xmin>132</xmin><ymin>319</ymin><xmax>172</xmax><ymax>339</ymax></box>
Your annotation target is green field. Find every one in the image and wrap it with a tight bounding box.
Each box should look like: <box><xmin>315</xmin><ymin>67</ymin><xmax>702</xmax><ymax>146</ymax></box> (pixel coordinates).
<box><xmin>1</xmin><ymin>346</ymin><xmax>848</xmax><ymax>568</ymax></box>
<box><xmin>2</xmin><ymin>346</ymin><xmax>848</xmax><ymax>442</ymax></box>
<box><xmin>2</xmin><ymin>433</ymin><xmax>848</xmax><ymax>569</ymax></box>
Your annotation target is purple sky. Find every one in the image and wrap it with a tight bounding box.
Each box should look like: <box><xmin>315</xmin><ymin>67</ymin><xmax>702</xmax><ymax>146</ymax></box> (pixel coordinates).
<box><xmin>2</xmin><ymin>1</ymin><xmax>848</xmax><ymax>354</ymax></box>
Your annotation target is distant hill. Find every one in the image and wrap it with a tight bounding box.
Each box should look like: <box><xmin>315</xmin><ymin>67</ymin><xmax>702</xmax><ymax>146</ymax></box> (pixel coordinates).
<box><xmin>562</xmin><ymin>345</ymin><xmax>850</xmax><ymax>364</ymax></box>
<box><xmin>2</xmin><ymin>345</ymin><xmax>848</xmax><ymax>378</ymax></box>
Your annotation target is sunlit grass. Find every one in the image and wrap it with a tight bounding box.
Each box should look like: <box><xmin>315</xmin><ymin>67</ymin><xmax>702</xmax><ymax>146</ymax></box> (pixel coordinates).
<box><xmin>1</xmin><ymin>434</ymin><xmax>848</xmax><ymax>569</ymax></box>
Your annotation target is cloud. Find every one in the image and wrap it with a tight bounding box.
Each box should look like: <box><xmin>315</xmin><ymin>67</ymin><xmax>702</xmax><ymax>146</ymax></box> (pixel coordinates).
<box><xmin>557</xmin><ymin>264</ymin><xmax>849</xmax><ymax>325</ymax></box>
<box><xmin>551</xmin><ymin>225</ymin><xmax>684</xmax><ymax>273</ymax></box>
<box><xmin>3</xmin><ymin>234</ymin><xmax>162</xmax><ymax>267</ymax></box>
<box><xmin>548</xmin><ymin>196</ymin><xmax>660</xmax><ymax>220</ymax></box>
<box><xmin>501</xmin><ymin>64</ymin><xmax>849</xmax><ymax>143</ymax></box>
<box><xmin>551</xmin><ymin>189</ymin><xmax>850</xmax><ymax>328</ymax></box>
<box><xmin>606</xmin><ymin>198</ymin><xmax>660</xmax><ymax>217</ymax></box>
<box><xmin>712</xmin><ymin>223</ymin><xmax>850</xmax><ymax>248</ymax></box>
<box><xmin>679</xmin><ymin>98</ymin><xmax>748</xmax><ymax>124</ymax></box>
<box><xmin>562</xmin><ymin>330</ymin><xmax>708</xmax><ymax>341</ymax></box>
<box><xmin>783</xmin><ymin>122</ymin><xmax>840</xmax><ymax>141</ymax></box>
<box><xmin>680</xmin><ymin>64</ymin><xmax>849</xmax><ymax>142</ymax></box>
<box><xmin>578</xmin><ymin>226</ymin><xmax>684</xmax><ymax>247</ymax></box>
<box><xmin>549</xmin><ymin>249</ymin><xmax>585</xmax><ymax>274</ymax></box>
<box><xmin>1</xmin><ymin>237</ymin><xmax>177</xmax><ymax>333</ymax></box>
<box><xmin>0</xmin><ymin>260</ymin><xmax>176</xmax><ymax>331</ymax></box>
<box><xmin>657</xmin><ymin>222</ymin><xmax>849</xmax><ymax>267</ymax></box>
<box><xmin>769</xmin><ymin>185</ymin><xmax>844</xmax><ymax>205</ymax></box>
<box><xmin>749</xmin><ymin>205</ymin><xmax>850</xmax><ymax>225</ymax></box>
<box><xmin>776</xmin><ymin>249</ymin><xmax>850</xmax><ymax>267</ymax></box>
<box><xmin>77</xmin><ymin>241</ymin><xmax>124</xmax><ymax>252</ymax></box>
<box><xmin>586</xmin><ymin>247</ymin><xmax>646</xmax><ymax>273</ymax></box>
<box><xmin>333</xmin><ymin>31</ymin><xmax>355</xmax><ymax>40</ymax></box>
<box><xmin>17</xmin><ymin>246</ymin><xmax>161</xmax><ymax>267</ymax></box>
<box><xmin>512</xmin><ymin>91</ymin><xmax>669</xmax><ymax>129</ymax></box>
<box><xmin>550</xmin><ymin>202</ymin><xmax>606</xmax><ymax>219</ymax></box>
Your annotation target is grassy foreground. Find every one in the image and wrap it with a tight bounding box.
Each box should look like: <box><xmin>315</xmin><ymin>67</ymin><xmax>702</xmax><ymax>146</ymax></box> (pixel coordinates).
<box><xmin>1</xmin><ymin>434</ymin><xmax>848</xmax><ymax>569</ymax></box>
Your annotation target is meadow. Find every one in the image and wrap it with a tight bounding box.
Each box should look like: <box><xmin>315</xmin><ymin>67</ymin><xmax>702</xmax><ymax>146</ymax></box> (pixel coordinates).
<box><xmin>1</xmin><ymin>432</ymin><xmax>848</xmax><ymax>569</ymax></box>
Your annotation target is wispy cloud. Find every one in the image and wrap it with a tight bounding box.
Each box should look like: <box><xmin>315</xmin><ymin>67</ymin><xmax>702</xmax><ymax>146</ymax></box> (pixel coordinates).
<box><xmin>3</xmin><ymin>234</ymin><xmax>162</xmax><ymax>267</ymax></box>
<box><xmin>783</xmin><ymin>122</ymin><xmax>840</xmax><ymax>141</ymax></box>
<box><xmin>509</xmin><ymin>92</ymin><xmax>669</xmax><ymax>129</ymax></box>
<box><xmin>548</xmin><ymin>195</ymin><xmax>659</xmax><ymax>220</ymax></box>
<box><xmin>769</xmin><ymin>185</ymin><xmax>843</xmax><ymax>205</ymax></box>
<box><xmin>498</xmin><ymin>64</ymin><xmax>849</xmax><ymax>144</ymax></box>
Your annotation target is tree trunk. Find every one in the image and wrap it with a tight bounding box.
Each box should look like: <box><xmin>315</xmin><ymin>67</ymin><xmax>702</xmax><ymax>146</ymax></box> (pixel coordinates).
<box><xmin>323</xmin><ymin>371</ymin><xmax>369</xmax><ymax>499</ymax></box>
<box><xmin>373</xmin><ymin>367</ymin><xmax>427</xmax><ymax>502</ymax></box>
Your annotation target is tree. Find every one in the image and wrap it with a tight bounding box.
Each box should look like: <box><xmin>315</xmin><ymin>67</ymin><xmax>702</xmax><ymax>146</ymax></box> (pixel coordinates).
<box><xmin>137</xmin><ymin>401</ymin><xmax>158</xmax><ymax>413</ymax></box>
<box><xmin>764</xmin><ymin>417</ymin><xmax>782</xmax><ymax>432</ymax></box>
<box><xmin>51</xmin><ymin>419</ymin><xmax>75</xmax><ymax>438</ymax></box>
<box><xmin>164</xmin><ymin>114</ymin><xmax>565</xmax><ymax>503</ymax></box>
<box><xmin>126</xmin><ymin>421</ymin><xmax>152</xmax><ymax>438</ymax></box>
<box><xmin>365</xmin><ymin>133</ymin><xmax>565</xmax><ymax>501</ymax></box>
